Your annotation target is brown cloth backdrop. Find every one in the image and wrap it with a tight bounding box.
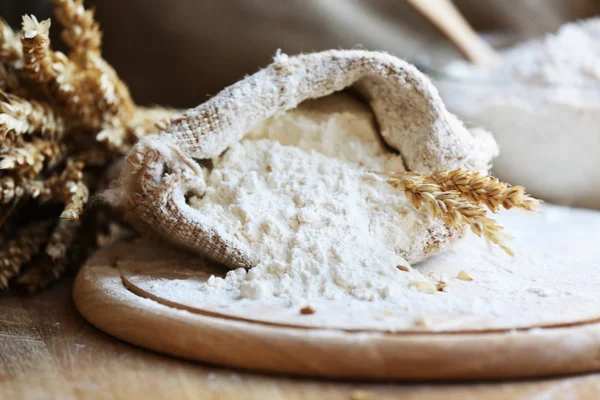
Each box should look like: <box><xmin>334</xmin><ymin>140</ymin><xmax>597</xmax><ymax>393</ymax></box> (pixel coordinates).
<box><xmin>90</xmin><ymin>0</ymin><xmax>599</xmax><ymax>108</ymax></box>
<box><xmin>2</xmin><ymin>0</ymin><xmax>598</xmax><ymax>107</ymax></box>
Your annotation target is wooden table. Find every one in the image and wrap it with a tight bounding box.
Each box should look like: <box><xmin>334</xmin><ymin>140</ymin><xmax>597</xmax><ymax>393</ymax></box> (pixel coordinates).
<box><xmin>2</xmin><ymin>278</ymin><xmax>600</xmax><ymax>400</ymax></box>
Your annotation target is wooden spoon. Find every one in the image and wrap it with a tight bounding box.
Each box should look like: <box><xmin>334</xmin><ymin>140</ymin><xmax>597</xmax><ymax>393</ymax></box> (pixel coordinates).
<box><xmin>406</xmin><ymin>0</ymin><xmax>500</xmax><ymax>66</ymax></box>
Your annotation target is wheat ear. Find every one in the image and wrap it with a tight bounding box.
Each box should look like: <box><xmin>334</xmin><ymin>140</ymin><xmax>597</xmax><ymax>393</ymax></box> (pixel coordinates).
<box><xmin>426</xmin><ymin>169</ymin><xmax>540</xmax><ymax>212</ymax></box>
<box><xmin>52</xmin><ymin>0</ymin><xmax>102</xmax><ymax>55</ymax></box>
<box><xmin>387</xmin><ymin>170</ymin><xmax>540</xmax><ymax>255</ymax></box>
<box><xmin>0</xmin><ymin>221</ymin><xmax>52</xmax><ymax>288</ymax></box>
<box><xmin>0</xmin><ymin>18</ymin><xmax>23</xmax><ymax>68</ymax></box>
<box><xmin>0</xmin><ymin>92</ymin><xmax>67</xmax><ymax>139</ymax></box>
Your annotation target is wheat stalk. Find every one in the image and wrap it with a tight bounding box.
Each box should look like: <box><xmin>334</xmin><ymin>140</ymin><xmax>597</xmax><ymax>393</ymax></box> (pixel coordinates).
<box><xmin>14</xmin><ymin>217</ymin><xmax>79</xmax><ymax>291</ymax></box>
<box><xmin>20</xmin><ymin>7</ymin><xmax>136</xmax><ymax>152</ymax></box>
<box><xmin>0</xmin><ymin>220</ymin><xmax>52</xmax><ymax>289</ymax></box>
<box><xmin>15</xmin><ymin>259</ymin><xmax>66</xmax><ymax>293</ymax></box>
<box><xmin>0</xmin><ymin>92</ymin><xmax>67</xmax><ymax>139</ymax></box>
<box><xmin>55</xmin><ymin>159</ymin><xmax>88</xmax><ymax>220</ymax></box>
<box><xmin>20</xmin><ymin>16</ymin><xmax>99</xmax><ymax>128</ymax></box>
<box><xmin>0</xmin><ymin>138</ymin><xmax>67</xmax><ymax>177</ymax></box>
<box><xmin>0</xmin><ymin>175</ymin><xmax>24</xmax><ymax>205</ymax></box>
<box><xmin>0</xmin><ymin>18</ymin><xmax>23</xmax><ymax>68</ymax></box>
<box><xmin>53</xmin><ymin>0</ymin><xmax>102</xmax><ymax>55</ymax></box>
<box><xmin>53</xmin><ymin>0</ymin><xmax>136</xmax><ymax>150</ymax></box>
<box><xmin>0</xmin><ymin>64</ymin><xmax>19</xmax><ymax>92</ymax></box>
<box><xmin>15</xmin><ymin>217</ymin><xmax>81</xmax><ymax>292</ymax></box>
<box><xmin>20</xmin><ymin>16</ymin><xmax>59</xmax><ymax>83</ymax></box>
<box><xmin>387</xmin><ymin>170</ymin><xmax>540</xmax><ymax>255</ymax></box>
<box><xmin>46</xmin><ymin>218</ymin><xmax>80</xmax><ymax>260</ymax></box>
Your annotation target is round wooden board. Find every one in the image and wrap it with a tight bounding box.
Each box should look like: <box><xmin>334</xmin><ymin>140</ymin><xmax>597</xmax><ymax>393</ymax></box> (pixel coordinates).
<box><xmin>74</xmin><ymin>239</ymin><xmax>600</xmax><ymax>381</ymax></box>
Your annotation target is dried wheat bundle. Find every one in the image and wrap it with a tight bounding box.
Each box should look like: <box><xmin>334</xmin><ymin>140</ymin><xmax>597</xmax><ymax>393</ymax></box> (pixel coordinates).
<box><xmin>387</xmin><ymin>171</ymin><xmax>541</xmax><ymax>255</ymax></box>
<box><xmin>0</xmin><ymin>0</ymin><xmax>176</xmax><ymax>291</ymax></box>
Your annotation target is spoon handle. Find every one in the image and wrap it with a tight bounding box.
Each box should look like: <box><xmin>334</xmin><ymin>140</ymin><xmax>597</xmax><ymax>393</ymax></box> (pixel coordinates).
<box><xmin>406</xmin><ymin>0</ymin><xmax>499</xmax><ymax>66</ymax></box>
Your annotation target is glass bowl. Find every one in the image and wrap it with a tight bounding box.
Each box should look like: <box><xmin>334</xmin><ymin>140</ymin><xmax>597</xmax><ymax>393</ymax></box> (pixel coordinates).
<box><xmin>412</xmin><ymin>33</ymin><xmax>600</xmax><ymax>209</ymax></box>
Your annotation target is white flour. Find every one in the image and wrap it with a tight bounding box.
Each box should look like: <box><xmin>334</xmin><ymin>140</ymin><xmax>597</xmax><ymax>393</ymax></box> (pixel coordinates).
<box><xmin>189</xmin><ymin>94</ymin><xmax>441</xmax><ymax>305</ymax></box>
<box><xmin>438</xmin><ymin>18</ymin><xmax>600</xmax><ymax>209</ymax></box>
<box><xmin>120</xmin><ymin>203</ymin><xmax>600</xmax><ymax>331</ymax></box>
<box><xmin>445</xmin><ymin>18</ymin><xmax>600</xmax><ymax>86</ymax></box>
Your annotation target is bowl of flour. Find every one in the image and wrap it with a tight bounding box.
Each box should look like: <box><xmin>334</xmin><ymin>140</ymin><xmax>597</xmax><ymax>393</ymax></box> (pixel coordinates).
<box><xmin>433</xmin><ymin>18</ymin><xmax>600</xmax><ymax>209</ymax></box>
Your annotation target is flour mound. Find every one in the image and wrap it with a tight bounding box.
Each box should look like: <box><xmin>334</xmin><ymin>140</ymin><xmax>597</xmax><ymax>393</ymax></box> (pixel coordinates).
<box><xmin>445</xmin><ymin>18</ymin><xmax>600</xmax><ymax>86</ymax></box>
<box><xmin>438</xmin><ymin>18</ymin><xmax>600</xmax><ymax>209</ymax></box>
<box><xmin>189</xmin><ymin>94</ymin><xmax>440</xmax><ymax>304</ymax></box>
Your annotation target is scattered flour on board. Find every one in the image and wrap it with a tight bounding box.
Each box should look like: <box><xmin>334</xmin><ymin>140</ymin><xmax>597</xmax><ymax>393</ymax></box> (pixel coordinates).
<box><xmin>123</xmin><ymin>202</ymin><xmax>600</xmax><ymax>331</ymax></box>
<box><xmin>188</xmin><ymin>93</ymin><xmax>439</xmax><ymax>305</ymax></box>
<box><xmin>438</xmin><ymin>18</ymin><xmax>600</xmax><ymax>209</ymax></box>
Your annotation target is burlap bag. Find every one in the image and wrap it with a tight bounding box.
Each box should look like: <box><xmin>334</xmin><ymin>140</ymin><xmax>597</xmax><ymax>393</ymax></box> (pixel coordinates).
<box><xmin>109</xmin><ymin>50</ymin><xmax>498</xmax><ymax>269</ymax></box>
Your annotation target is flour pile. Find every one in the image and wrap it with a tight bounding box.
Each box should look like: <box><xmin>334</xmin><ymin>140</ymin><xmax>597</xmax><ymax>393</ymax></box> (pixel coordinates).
<box><xmin>445</xmin><ymin>18</ymin><xmax>600</xmax><ymax>85</ymax></box>
<box><xmin>189</xmin><ymin>94</ymin><xmax>446</xmax><ymax>305</ymax></box>
<box><xmin>438</xmin><ymin>18</ymin><xmax>600</xmax><ymax>209</ymax></box>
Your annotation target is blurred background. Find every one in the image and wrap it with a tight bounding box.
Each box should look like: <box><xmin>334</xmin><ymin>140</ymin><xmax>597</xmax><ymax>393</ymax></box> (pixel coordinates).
<box><xmin>1</xmin><ymin>0</ymin><xmax>599</xmax><ymax>108</ymax></box>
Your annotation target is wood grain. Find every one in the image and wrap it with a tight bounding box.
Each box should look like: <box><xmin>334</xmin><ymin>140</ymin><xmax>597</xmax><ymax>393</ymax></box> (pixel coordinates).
<box><xmin>2</xmin><ymin>267</ymin><xmax>600</xmax><ymax>398</ymax></box>
<box><xmin>72</xmin><ymin>241</ymin><xmax>600</xmax><ymax>381</ymax></box>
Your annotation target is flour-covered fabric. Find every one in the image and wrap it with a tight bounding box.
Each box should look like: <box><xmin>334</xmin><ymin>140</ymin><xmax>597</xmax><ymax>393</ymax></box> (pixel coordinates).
<box><xmin>108</xmin><ymin>50</ymin><xmax>497</xmax><ymax>269</ymax></box>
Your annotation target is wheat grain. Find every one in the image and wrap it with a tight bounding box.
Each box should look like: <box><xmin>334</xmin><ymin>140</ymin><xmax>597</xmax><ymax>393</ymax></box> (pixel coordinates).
<box><xmin>300</xmin><ymin>306</ymin><xmax>316</xmax><ymax>315</ymax></box>
<box><xmin>457</xmin><ymin>270</ymin><xmax>474</xmax><ymax>281</ymax></box>
<box><xmin>411</xmin><ymin>281</ymin><xmax>438</xmax><ymax>294</ymax></box>
<box><xmin>426</xmin><ymin>169</ymin><xmax>540</xmax><ymax>212</ymax></box>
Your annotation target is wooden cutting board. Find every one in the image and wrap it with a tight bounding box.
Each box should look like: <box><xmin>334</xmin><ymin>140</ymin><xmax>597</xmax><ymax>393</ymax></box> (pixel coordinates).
<box><xmin>74</xmin><ymin>205</ymin><xmax>600</xmax><ymax>381</ymax></box>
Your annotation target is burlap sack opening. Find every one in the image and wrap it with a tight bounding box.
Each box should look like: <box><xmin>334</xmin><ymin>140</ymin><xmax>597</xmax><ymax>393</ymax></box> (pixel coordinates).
<box><xmin>109</xmin><ymin>50</ymin><xmax>498</xmax><ymax>269</ymax></box>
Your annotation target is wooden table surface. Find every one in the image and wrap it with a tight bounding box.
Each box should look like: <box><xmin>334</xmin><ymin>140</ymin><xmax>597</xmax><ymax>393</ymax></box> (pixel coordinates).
<box><xmin>2</xmin><ymin>278</ymin><xmax>600</xmax><ymax>400</ymax></box>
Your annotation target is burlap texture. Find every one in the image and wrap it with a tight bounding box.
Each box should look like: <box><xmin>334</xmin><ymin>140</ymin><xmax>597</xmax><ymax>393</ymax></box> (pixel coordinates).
<box><xmin>111</xmin><ymin>50</ymin><xmax>497</xmax><ymax>269</ymax></box>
